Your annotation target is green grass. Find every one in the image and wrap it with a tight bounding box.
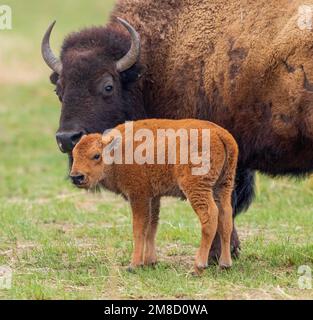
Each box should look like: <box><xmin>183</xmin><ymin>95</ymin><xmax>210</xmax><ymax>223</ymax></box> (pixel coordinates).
<box><xmin>0</xmin><ymin>0</ymin><xmax>313</xmax><ymax>300</ymax></box>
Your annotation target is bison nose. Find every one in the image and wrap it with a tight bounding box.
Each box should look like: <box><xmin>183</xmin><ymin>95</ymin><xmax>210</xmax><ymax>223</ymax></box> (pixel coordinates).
<box><xmin>70</xmin><ymin>174</ymin><xmax>86</xmax><ymax>186</ymax></box>
<box><xmin>56</xmin><ymin>131</ymin><xmax>85</xmax><ymax>153</ymax></box>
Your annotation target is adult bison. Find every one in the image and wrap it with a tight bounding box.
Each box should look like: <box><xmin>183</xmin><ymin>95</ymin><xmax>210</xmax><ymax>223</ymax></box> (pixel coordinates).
<box><xmin>42</xmin><ymin>0</ymin><xmax>313</xmax><ymax>260</ymax></box>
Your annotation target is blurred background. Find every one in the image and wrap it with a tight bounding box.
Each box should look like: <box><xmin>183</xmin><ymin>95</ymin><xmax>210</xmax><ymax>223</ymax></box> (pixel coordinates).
<box><xmin>0</xmin><ymin>0</ymin><xmax>312</xmax><ymax>299</ymax></box>
<box><xmin>0</xmin><ymin>0</ymin><xmax>115</xmax><ymax>198</ymax></box>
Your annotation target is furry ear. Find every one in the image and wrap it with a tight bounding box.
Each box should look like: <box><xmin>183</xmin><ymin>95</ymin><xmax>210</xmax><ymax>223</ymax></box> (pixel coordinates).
<box><xmin>101</xmin><ymin>135</ymin><xmax>122</xmax><ymax>165</ymax></box>
<box><xmin>102</xmin><ymin>136</ymin><xmax>121</xmax><ymax>153</ymax></box>
<box><xmin>50</xmin><ymin>72</ymin><xmax>59</xmax><ymax>85</ymax></box>
<box><xmin>120</xmin><ymin>63</ymin><xmax>146</xmax><ymax>85</ymax></box>
<box><xmin>108</xmin><ymin>137</ymin><xmax>121</xmax><ymax>152</ymax></box>
<box><xmin>102</xmin><ymin>134</ymin><xmax>114</xmax><ymax>146</ymax></box>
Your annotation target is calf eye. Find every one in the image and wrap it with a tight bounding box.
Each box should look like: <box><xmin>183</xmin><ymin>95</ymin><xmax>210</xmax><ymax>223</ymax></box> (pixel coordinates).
<box><xmin>92</xmin><ymin>154</ymin><xmax>101</xmax><ymax>160</ymax></box>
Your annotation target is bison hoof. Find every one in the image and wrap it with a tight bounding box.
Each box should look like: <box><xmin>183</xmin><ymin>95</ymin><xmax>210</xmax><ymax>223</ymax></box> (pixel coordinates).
<box><xmin>209</xmin><ymin>243</ymin><xmax>241</xmax><ymax>264</ymax></box>
<box><xmin>231</xmin><ymin>245</ymin><xmax>241</xmax><ymax>259</ymax></box>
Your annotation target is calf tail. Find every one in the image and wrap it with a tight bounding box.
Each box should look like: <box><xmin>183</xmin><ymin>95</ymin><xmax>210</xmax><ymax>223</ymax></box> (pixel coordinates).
<box><xmin>218</xmin><ymin>132</ymin><xmax>239</xmax><ymax>187</ymax></box>
<box><xmin>217</xmin><ymin>131</ymin><xmax>255</xmax><ymax>217</ymax></box>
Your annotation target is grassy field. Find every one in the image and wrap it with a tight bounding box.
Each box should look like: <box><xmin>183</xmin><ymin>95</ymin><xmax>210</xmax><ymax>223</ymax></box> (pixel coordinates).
<box><xmin>0</xmin><ymin>0</ymin><xmax>313</xmax><ymax>300</ymax></box>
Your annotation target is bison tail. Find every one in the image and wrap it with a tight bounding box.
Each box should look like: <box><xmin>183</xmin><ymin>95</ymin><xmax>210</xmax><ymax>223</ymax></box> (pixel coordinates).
<box><xmin>232</xmin><ymin>168</ymin><xmax>255</xmax><ymax>217</ymax></box>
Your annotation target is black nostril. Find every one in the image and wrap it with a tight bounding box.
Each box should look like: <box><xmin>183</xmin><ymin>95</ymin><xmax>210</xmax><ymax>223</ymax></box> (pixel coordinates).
<box><xmin>71</xmin><ymin>131</ymin><xmax>84</xmax><ymax>145</ymax></box>
<box><xmin>56</xmin><ymin>130</ymin><xmax>85</xmax><ymax>153</ymax></box>
<box><xmin>70</xmin><ymin>174</ymin><xmax>85</xmax><ymax>185</ymax></box>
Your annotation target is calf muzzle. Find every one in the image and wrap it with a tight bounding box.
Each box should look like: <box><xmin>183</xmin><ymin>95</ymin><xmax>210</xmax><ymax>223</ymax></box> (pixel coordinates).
<box><xmin>70</xmin><ymin>173</ymin><xmax>86</xmax><ymax>186</ymax></box>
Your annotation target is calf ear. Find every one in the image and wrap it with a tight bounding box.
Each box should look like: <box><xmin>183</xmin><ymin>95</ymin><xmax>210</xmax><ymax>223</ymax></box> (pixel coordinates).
<box><xmin>120</xmin><ymin>63</ymin><xmax>146</xmax><ymax>85</ymax></box>
<box><xmin>102</xmin><ymin>135</ymin><xmax>114</xmax><ymax>146</ymax></box>
<box><xmin>108</xmin><ymin>137</ymin><xmax>121</xmax><ymax>152</ymax></box>
<box><xmin>102</xmin><ymin>136</ymin><xmax>121</xmax><ymax>153</ymax></box>
<box><xmin>50</xmin><ymin>72</ymin><xmax>59</xmax><ymax>85</ymax></box>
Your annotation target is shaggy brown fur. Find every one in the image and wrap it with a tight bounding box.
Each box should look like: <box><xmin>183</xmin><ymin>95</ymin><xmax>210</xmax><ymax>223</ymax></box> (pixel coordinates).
<box><xmin>112</xmin><ymin>0</ymin><xmax>313</xmax><ymax>174</ymax></box>
<box><xmin>47</xmin><ymin>0</ymin><xmax>313</xmax><ymax>260</ymax></box>
<box><xmin>71</xmin><ymin>119</ymin><xmax>238</xmax><ymax>273</ymax></box>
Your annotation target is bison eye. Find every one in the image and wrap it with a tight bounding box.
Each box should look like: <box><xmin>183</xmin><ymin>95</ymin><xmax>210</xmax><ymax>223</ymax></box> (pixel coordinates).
<box><xmin>105</xmin><ymin>85</ymin><xmax>113</xmax><ymax>92</ymax></box>
<box><xmin>101</xmin><ymin>84</ymin><xmax>114</xmax><ymax>98</ymax></box>
<box><xmin>92</xmin><ymin>154</ymin><xmax>101</xmax><ymax>161</ymax></box>
<box><xmin>99</xmin><ymin>74</ymin><xmax>114</xmax><ymax>97</ymax></box>
<box><xmin>102</xmin><ymin>85</ymin><xmax>114</xmax><ymax>98</ymax></box>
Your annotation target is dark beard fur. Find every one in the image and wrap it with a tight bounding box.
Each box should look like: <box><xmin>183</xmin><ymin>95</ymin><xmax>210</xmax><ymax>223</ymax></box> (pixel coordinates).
<box><xmin>68</xmin><ymin>153</ymin><xmax>73</xmax><ymax>171</ymax></box>
<box><xmin>65</xmin><ymin>153</ymin><xmax>74</xmax><ymax>181</ymax></box>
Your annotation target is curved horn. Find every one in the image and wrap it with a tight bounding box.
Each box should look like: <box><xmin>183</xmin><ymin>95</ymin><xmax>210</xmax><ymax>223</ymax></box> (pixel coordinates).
<box><xmin>41</xmin><ymin>21</ymin><xmax>63</xmax><ymax>74</ymax></box>
<box><xmin>115</xmin><ymin>17</ymin><xmax>141</xmax><ymax>72</ymax></box>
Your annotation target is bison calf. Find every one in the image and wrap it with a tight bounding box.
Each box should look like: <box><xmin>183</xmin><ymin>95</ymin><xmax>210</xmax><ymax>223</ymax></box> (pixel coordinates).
<box><xmin>70</xmin><ymin>119</ymin><xmax>238</xmax><ymax>274</ymax></box>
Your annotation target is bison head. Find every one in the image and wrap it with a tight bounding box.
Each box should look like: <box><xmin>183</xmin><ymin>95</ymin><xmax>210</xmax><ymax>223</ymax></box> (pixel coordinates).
<box><xmin>42</xmin><ymin>18</ymin><xmax>146</xmax><ymax>155</ymax></box>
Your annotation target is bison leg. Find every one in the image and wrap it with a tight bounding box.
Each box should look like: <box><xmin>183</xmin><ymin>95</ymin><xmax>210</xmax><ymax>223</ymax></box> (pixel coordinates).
<box><xmin>208</xmin><ymin>168</ymin><xmax>255</xmax><ymax>261</ymax></box>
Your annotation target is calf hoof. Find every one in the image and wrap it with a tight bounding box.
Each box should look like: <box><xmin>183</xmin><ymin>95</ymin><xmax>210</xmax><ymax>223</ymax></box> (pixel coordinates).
<box><xmin>194</xmin><ymin>262</ymin><xmax>208</xmax><ymax>275</ymax></box>
<box><xmin>218</xmin><ymin>261</ymin><xmax>232</xmax><ymax>270</ymax></box>
<box><xmin>126</xmin><ymin>266</ymin><xmax>136</xmax><ymax>273</ymax></box>
<box><xmin>126</xmin><ymin>263</ymin><xmax>143</xmax><ymax>273</ymax></box>
<box><xmin>144</xmin><ymin>256</ymin><xmax>158</xmax><ymax>267</ymax></box>
<box><xmin>190</xmin><ymin>271</ymin><xmax>201</xmax><ymax>277</ymax></box>
<box><xmin>144</xmin><ymin>261</ymin><xmax>157</xmax><ymax>268</ymax></box>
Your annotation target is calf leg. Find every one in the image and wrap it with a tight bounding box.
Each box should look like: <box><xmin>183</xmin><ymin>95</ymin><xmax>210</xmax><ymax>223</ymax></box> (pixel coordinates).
<box><xmin>185</xmin><ymin>189</ymin><xmax>218</xmax><ymax>274</ymax></box>
<box><xmin>129</xmin><ymin>196</ymin><xmax>151</xmax><ymax>269</ymax></box>
<box><xmin>208</xmin><ymin>168</ymin><xmax>255</xmax><ymax>261</ymax></box>
<box><xmin>215</xmin><ymin>187</ymin><xmax>233</xmax><ymax>268</ymax></box>
<box><xmin>209</xmin><ymin>221</ymin><xmax>240</xmax><ymax>262</ymax></box>
<box><xmin>144</xmin><ymin>197</ymin><xmax>160</xmax><ymax>266</ymax></box>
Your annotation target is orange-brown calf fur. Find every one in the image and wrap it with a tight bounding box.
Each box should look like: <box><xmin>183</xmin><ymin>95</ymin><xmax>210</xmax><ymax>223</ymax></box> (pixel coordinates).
<box><xmin>71</xmin><ymin>119</ymin><xmax>238</xmax><ymax>273</ymax></box>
